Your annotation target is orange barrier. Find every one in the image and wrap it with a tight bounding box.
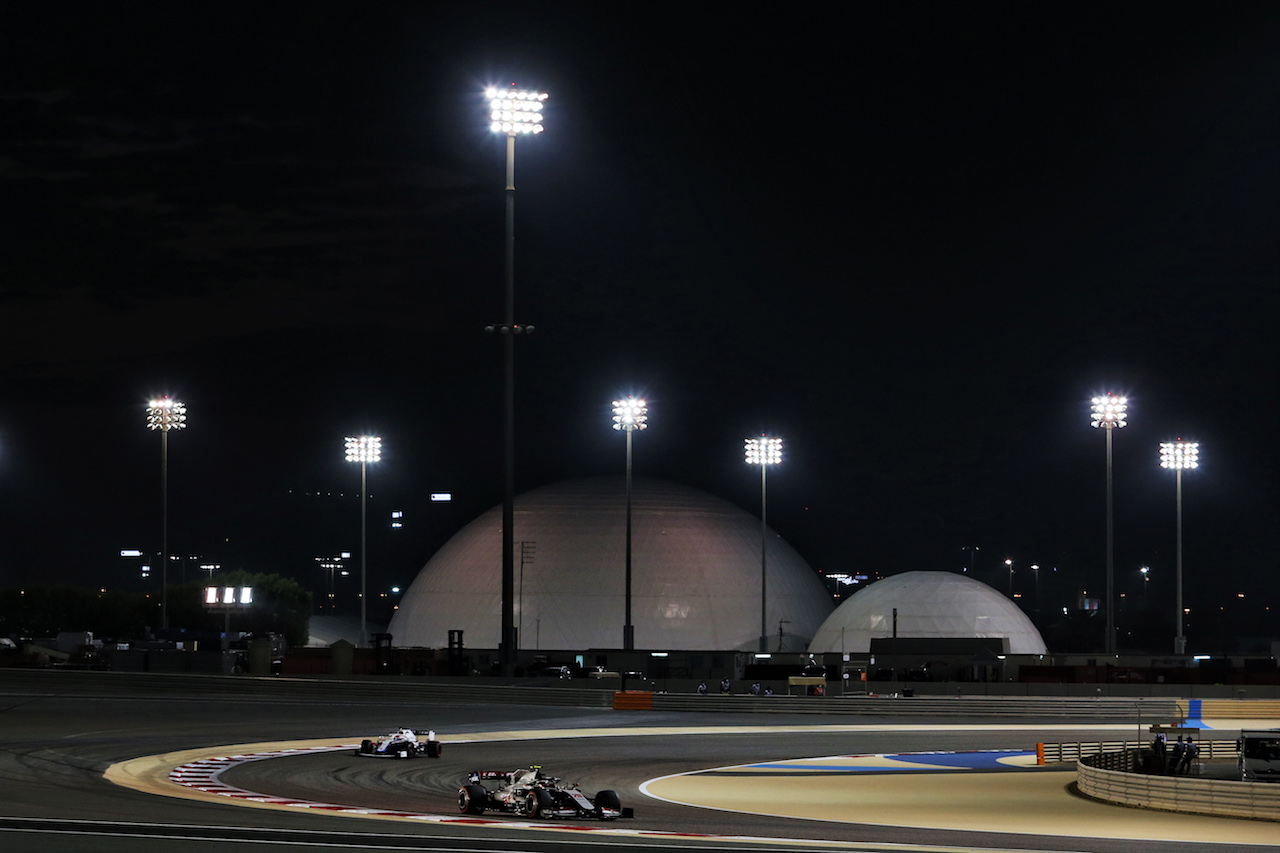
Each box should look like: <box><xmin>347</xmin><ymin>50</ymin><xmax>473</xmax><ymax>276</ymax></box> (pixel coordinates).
<box><xmin>614</xmin><ymin>691</ymin><xmax>654</xmax><ymax>711</ymax></box>
<box><xmin>1036</xmin><ymin>742</ymin><xmax>1045</xmax><ymax>765</ymax></box>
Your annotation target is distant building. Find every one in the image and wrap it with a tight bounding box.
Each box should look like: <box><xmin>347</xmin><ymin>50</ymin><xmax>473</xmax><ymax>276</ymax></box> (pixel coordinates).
<box><xmin>807</xmin><ymin>571</ymin><xmax>1048</xmax><ymax>655</ymax></box>
<box><xmin>388</xmin><ymin>477</ymin><xmax>833</xmax><ymax>651</ymax></box>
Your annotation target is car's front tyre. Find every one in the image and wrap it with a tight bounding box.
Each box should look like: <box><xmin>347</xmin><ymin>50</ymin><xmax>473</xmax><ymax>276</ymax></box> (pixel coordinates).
<box><xmin>594</xmin><ymin>789</ymin><xmax>621</xmax><ymax>820</ymax></box>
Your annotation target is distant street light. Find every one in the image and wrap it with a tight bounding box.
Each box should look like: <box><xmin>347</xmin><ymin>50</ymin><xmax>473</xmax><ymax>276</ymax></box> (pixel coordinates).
<box><xmin>745</xmin><ymin>437</ymin><xmax>782</xmax><ymax>653</ymax></box>
<box><xmin>612</xmin><ymin>397</ymin><xmax>647</xmax><ymax>650</ymax></box>
<box><xmin>345</xmin><ymin>435</ymin><xmax>382</xmax><ymax>647</ymax></box>
<box><xmin>485</xmin><ymin>84</ymin><xmax>547</xmax><ymax>673</ymax></box>
<box><xmin>1160</xmin><ymin>439</ymin><xmax>1199</xmax><ymax>655</ymax></box>
<box><xmin>1005</xmin><ymin>558</ymin><xmax>1014</xmax><ymax>599</ymax></box>
<box><xmin>1140</xmin><ymin>565</ymin><xmax>1150</xmax><ymax>599</ymax></box>
<box><xmin>961</xmin><ymin>544</ymin><xmax>979</xmax><ymax>574</ymax></box>
<box><xmin>1031</xmin><ymin>563</ymin><xmax>1040</xmax><ymax>610</ymax></box>
<box><xmin>146</xmin><ymin>396</ymin><xmax>186</xmax><ymax>630</ymax></box>
<box><xmin>1090</xmin><ymin>393</ymin><xmax>1127</xmax><ymax>655</ymax></box>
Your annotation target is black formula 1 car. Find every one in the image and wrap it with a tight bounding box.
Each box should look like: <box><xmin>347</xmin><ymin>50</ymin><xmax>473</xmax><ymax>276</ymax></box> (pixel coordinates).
<box><xmin>457</xmin><ymin>766</ymin><xmax>624</xmax><ymax>820</ymax></box>
<box><xmin>355</xmin><ymin>727</ymin><xmax>442</xmax><ymax>759</ymax></box>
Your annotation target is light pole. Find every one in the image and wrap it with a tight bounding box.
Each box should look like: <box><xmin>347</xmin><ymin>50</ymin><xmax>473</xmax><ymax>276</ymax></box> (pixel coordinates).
<box><xmin>612</xmin><ymin>397</ymin><xmax>646</xmax><ymax>650</ymax></box>
<box><xmin>745</xmin><ymin>436</ymin><xmax>782</xmax><ymax>653</ymax></box>
<box><xmin>485</xmin><ymin>84</ymin><xmax>546</xmax><ymax>673</ymax></box>
<box><xmin>146</xmin><ymin>397</ymin><xmax>186</xmax><ymax>630</ymax></box>
<box><xmin>961</xmin><ymin>544</ymin><xmax>979</xmax><ymax>573</ymax></box>
<box><xmin>345</xmin><ymin>435</ymin><xmax>382</xmax><ymax>648</ymax></box>
<box><xmin>1160</xmin><ymin>439</ymin><xmax>1198</xmax><ymax>655</ymax></box>
<box><xmin>1005</xmin><ymin>558</ymin><xmax>1014</xmax><ymax>599</ymax></box>
<box><xmin>1031</xmin><ymin>563</ymin><xmax>1040</xmax><ymax>611</ymax></box>
<box><xmin>1090</xmin><ymin>393</ymin><xmax>1127</xmax><ymax>655</ymax></box>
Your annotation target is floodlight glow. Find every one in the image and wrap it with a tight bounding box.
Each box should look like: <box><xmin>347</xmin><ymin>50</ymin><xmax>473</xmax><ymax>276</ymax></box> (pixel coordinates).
<box><xmin>120</xmin><ymin>549</ymin><xmax>142</xmax><ymax>557</ymax></box>
<box><xmin>1089</xmin><ymin>394</ymin><xmax>1127</xmax><ymax>429</ymax></box>
<box><xmin>611</xmin><ymin>397</ymin><xmax>648</xmax><ymax>431</ymax></box>
<box><xmin>344</xmin><ymin>435</ymin><xmax>382</xmax><ymax>463</ymax></box>
<box><xmin>1159</xmin><ymin>440</ymin><xmax>1200</xmax><ymax>469</ymax></box>
<box><xmin>744</xmin><ymin>437</ymin><xmax>782</xmax><ymax>465</ymax></box>
<box><xmin>205</xmin><ymin>587</ymin><xmax>218</xmax><ymax>605</ymax></box>
<box><xmin>487</xmin><ymin>87</ymin><xmax>548</xmax><ymax>135</ymax></box>
<box><xmin>146</xmin><ymin>397</ymin><xmax>187</xmax><ymax>431</ymax></box>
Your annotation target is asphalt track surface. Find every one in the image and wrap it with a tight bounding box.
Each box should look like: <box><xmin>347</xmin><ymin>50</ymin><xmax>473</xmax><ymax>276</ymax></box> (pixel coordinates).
<box><xmin>2</xmin><ymin>671</ymin><xmax>1276</xmax><ymax>853</ymax></box>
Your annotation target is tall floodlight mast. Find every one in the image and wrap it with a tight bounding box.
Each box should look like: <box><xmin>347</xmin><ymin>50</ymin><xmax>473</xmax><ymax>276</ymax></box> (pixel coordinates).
<box><xmin>345</xmin><ymin>435</ymin><xmax>382</xmax><ymax>648</ymax></box>
<box><xmin>146</xmin><ymin>397</ymin><xmax>186</xmax><ymax>630</ymax></box>
<box><xmin>744</xmin><ymin>437</ymin><xmax>782</xmax><ymax>653</ymax></box>
<box><xmin>1090</xmin><ymin>393</ymin><xmax>1127</xmax><ymax>655</ymax></box>
<box><xmin>612</xmin><ymin>397</ymin><xmax>647</xmax><ymax>650</ymax></box>
<box><xmin>1159</xmin><ymin>439</ymin><xmax>1199</xmax><ymax>655</ymax></box>
<box><xmin>485</xmin><ymin>84</ymin><xmax>547</xmax><ymax>672</ymax></box>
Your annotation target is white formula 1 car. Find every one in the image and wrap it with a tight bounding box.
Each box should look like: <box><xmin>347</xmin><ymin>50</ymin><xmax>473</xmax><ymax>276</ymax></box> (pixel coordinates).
<box><xmin>355</xmin><ymin>727</ymin><xmax>442</xmax><ymax>759</ymax></box>
<box><xmin>457</xmin><ymin>766</ymin><xmax>625</xmax><ymax>820</ymax></box>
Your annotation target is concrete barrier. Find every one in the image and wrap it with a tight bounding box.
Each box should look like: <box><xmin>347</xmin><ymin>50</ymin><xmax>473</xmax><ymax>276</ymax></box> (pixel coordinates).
<box><xmin>1078</xmin><ymin>749</ymin><xmax>1280</xmax><ymax>821</ymax></box>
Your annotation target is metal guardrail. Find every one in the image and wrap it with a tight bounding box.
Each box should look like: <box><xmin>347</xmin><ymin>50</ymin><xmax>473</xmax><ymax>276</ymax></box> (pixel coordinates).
<box><xmin>0</xmin><ymin>671</ymin><xmax>1222</xmax><ymax>721</ymax></box>
<box><xmin>1040</xmin><ymin>739</ymin><xmax>1239</xmax><ymax>764</ymax></box>
<box><xmin>1078</xmin><ymin>749</ymin><xmax>1280</xmax><ymax>821</ymax></box>
<box><xmin>650</xmin><ymin>693</ymin><xmax>1181</xmax><ymax>718</ymax></box>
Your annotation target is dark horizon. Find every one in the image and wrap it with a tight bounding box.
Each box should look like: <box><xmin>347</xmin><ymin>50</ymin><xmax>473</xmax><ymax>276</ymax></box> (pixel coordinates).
<box><xmin>1</xmin><ymin>4</ymin><xmax>1276</xmax><ymax>654</ymax></box>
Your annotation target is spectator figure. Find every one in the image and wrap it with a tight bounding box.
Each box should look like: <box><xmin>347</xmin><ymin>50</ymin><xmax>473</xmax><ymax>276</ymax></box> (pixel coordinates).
<box><xmin>696</xmin><ymin>681</ymin><xmax>708</xmax><ymax>695</ymax></box>
<box><xmin>720</xmin><ymin>677</ymin><xmax>731</xmax><ymax>694</ymax></box>
<box><xmin>750</xmin><ymin>682</ymin><xmax>761</xmax><ymax>695</ymax></box>
<box><xmin>1171</xmin><ymin>735</ymin><xmax>1185</xmax><ymax>775</ymax></box>
<box><xmin>1181</xmin><ymin>737</ymin><xmax>1199</xmax><ymax>775</ymax></box>
<box><xmin>764</xmin><ymin>686</ymin><xmax>773</xmax><ymax>696</ymax></box>
<box><xmin>1152</xmin><ymin>732</ymin><xmax>1167</xmax><ymax>774</ymax></box>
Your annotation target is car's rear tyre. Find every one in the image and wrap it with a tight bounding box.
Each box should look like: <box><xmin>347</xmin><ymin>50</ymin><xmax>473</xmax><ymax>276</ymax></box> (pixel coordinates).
<box><xmin>458</xmin><ymin>785</ymin><xmax>487</xmax><ymax>815</ymax></box>
<box><xmin>594</xmin><ymin>789</ymin><xmax>621</xmax><ymax>820</ymax></box>
<box><xmin>526</xmin><ymin>788</ymin><xmax>554</xmax><ymax>818</ymax></box>
<box><xmin>425</xmin><ymin>740</ymin><xmax>442</xmax><ymax>758</ymax></box>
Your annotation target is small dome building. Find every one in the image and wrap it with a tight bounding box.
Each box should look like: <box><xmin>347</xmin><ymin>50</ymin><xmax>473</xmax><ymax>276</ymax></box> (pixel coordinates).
<box><xmin>389</xmin><ymin>477</ymin><xmax>834</xmax><ymax>651</ymax></box>
<box><xmin>807</xmin><ymin>571</ymin><xmax>1048</xmax><ymax>654</ymax></box>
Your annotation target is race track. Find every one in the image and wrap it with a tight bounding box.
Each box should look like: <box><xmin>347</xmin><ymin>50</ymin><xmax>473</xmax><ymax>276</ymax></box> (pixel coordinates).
<box><xmin>2</xmin><ymin>671</ymin><xmax>1275</xmax><ymax>853</ymax></box>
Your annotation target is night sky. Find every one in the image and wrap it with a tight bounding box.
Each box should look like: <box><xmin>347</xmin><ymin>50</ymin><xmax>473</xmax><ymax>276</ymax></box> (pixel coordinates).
<box><xmin>2</xmin><ymin>4</ymin><xmax>1276</xmax><ymax>647</ymax></box>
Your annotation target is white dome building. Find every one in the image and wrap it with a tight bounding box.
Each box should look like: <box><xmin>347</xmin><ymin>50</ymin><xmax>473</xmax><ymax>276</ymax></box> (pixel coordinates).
<box><xmin>808</xmin><ymin>571</ymin><xmax>1047</xmax><ymax>654</ymax></box>
<box><xmin>389</xmin><ymin>477</ymin><xmax>833</xmax><ymax>651</ymax></box>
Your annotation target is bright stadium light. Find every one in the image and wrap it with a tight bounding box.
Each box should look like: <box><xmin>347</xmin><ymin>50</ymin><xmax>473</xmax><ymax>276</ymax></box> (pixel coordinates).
<box><xmin>745</xmin><ymin>436</ymin><xmax>782</xmax><ymax>652</ymax></box>
<box><xmin>1160</xmin><ymin>439</ymin><xmax>1199</xmax><ymax>655</ymax></box>
<box><xmin>612</xmin><ymin>397</ymin><xmax>647</xmax><ymax>650</ymax></box>
<box><xmin>486</xmin><ymin>86</ymin><xmax>548</xmax><ymax>135</ymax></box>
<box><xmin>146</xmin><ymin>396</ymin><xmax>187</xmax><ymax>630</ymax></box>
<box><xmin>345</xmin><ymin>435</ymin><xmax>382</xmax><ymax>648</ymax></box>
<box><xmin>1090</xmin><ymin>393</ymin><xmax>1127</xmax><ymax>655</ymax></box>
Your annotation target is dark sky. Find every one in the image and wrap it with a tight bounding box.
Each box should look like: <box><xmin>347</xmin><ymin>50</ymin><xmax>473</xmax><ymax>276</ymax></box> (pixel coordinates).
<box><xmin>1</xmin><ymin>4</ymin><xmax>1276</xmax><ymax>641</ymax></box>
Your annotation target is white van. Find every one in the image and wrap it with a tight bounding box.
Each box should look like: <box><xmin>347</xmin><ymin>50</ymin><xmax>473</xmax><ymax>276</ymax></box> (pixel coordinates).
<box><xmin>1238</xmin><ymin>729</ymin><xmax>1280</xmax><ymax>782</ymax></box>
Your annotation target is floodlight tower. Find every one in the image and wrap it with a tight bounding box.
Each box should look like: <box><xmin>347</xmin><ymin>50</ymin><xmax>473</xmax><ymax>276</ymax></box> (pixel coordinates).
<box><xmin>485</xmin><ymin>84</ymin><xmax>547</xmax><ymax>672</ymax></box>
<box><xmin>745</xmin><ymin>437</ymin><xmax>782</xmax><ymax>653</ymax></box>
<box><xmin>612</xmin><ymin>397</ymin><xmax>647</xmax><ymax>650</ymax></box>
<box><xmin>1159</xmin><ymin>440</ymin><xmax>1199</xmax><ymax>655</ymax></box>
<box><xmin>1090</xmin><ymin>393</ymin><xmax>1127</xmax><ymax>655</ymax></box>
<box><xmin>146</xmin><ymin>397</ymin><xmax>186</xmax><ymax>630</ymax></box>
<box><xmin>345</xmin><ymin>435</ymin><xmax>382</xmax><ymax>648</ymax></box>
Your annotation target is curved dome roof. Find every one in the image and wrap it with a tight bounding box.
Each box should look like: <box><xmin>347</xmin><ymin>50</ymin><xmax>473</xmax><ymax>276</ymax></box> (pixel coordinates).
<box><xmin>389</xmin><ymin>477</ymin><xmax>833</xmax><ymax>651</ymax></box>
<box><xmin>808</xmin><ymin>571</ymin><xmax>1047</xmax><ymax>654</ymax></box>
